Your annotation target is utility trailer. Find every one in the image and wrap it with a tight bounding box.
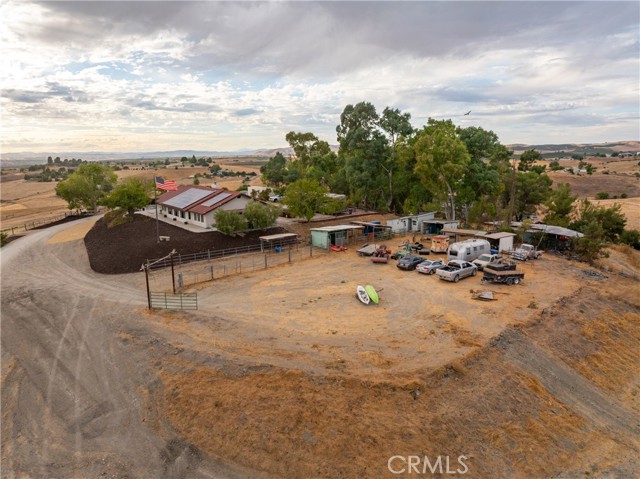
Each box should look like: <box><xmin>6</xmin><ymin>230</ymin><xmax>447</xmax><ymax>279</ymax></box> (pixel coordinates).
<box><xmin>482</xmin><ymin>263</ymin><xmax>524</xmax><ymax>285</ymax></box>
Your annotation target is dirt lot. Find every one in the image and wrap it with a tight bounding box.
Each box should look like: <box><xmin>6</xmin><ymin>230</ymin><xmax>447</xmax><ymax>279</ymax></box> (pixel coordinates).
<box><xmin>144</xmin><ymin>247</ymin><xmax>640</xmax><ymax>478</ymax></box>
<box><xmin>2</xmin><ymin>220</ymin><xmax>639</xmax><ymax>478</ymax></box>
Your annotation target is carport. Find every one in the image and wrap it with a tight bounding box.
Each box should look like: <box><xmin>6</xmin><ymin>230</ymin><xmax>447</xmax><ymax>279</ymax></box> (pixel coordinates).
<box><xmin>310</xmin><ymin>225</ymin><xmax>364</xmax><ymax>249</ymax></box>
<box><xmin>259</xmin><ymin>233</ymin><xmax>299</xmax><ymax>252</ymax></box>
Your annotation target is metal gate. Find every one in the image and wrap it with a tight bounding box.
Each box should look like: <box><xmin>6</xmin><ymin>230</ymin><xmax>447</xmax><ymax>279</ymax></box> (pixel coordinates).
<box><xmin>150</xmin><ymin>292</ymin><xmax>198</xmax><ymax>310</ymax></box>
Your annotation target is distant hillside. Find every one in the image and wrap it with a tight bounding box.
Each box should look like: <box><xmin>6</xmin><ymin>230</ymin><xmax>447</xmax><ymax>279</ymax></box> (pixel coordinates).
<box><xmin>2</xmin><ymin>141</ymin><xmax>636</xmax><ymax>168</ymax></box>
<box><xmin>508</xmin><ymin>141</ymin><xmax>640</xmax><ymax>155</ymax></box>
<box><xmin>0</xmin><ymin>145</ymin><xmax>340</xmax><ymax>167</ymax></box>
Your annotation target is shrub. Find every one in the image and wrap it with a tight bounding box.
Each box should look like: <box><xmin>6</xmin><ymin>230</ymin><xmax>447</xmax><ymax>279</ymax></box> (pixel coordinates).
<box><xmin>214</xmin><ymin>210</ymin><xmax>247</xmax><ymax>235</ymax></box>
<box><xmin>620</xmin><ymin>193</ymin><xmax>628</xmax><ymax>199</ymax></box>
<box><xmin>595</xmin><ymin>192</ymin><xmax>609</xmax><ymax>200</ymax></box>
<box><xmin>243</xmin><ymin>201</ymin><xmax>280</xmax><ymax>229</ymax></box>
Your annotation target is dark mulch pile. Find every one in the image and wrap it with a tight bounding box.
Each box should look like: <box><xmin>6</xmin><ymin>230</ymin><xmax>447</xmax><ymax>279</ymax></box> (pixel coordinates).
<box><xmin>84</xmin><ymin>214</ymin><xmax>288</xmax><ymax>274</ymax></box>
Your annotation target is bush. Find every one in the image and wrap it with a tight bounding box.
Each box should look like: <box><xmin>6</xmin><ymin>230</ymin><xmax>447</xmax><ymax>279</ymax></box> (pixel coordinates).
<box><xmin>620</xmin><ymin>193</ymin><xmax>628</xmax><ymax>199</ymax></box>
<box><xmin>620</xmin><ymin>229</ymin><xmax>640</xmax><ymax>249</ymax></box>
<box><xmin>243</xmin><ymin>201</ymin><xmax>280</xmax><ymax>229</ymax></box>
<box><xmin>214</xmin><ymin>210</ymin><xmax>247</xmax><ymax>235</ymax></box>
<box><xmin>595</xmin><ymin>192</ymin><xmax>609</xmax><ymax>200</ymax></box>
<box><xmin>0</xmin><ymin>232</ymin><xmax>7</xmax><ymax>247</ymax></box>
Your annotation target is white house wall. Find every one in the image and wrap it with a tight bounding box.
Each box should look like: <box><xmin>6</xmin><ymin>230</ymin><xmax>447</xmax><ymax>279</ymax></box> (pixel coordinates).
<box><xmin>220</xmin><ymin>197</ymin><xmax>251</xmax><ymax>212</ymax></box>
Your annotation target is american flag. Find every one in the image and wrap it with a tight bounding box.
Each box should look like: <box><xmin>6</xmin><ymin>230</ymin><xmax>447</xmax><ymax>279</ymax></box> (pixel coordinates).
<box><xmin>155</xmin><ymin>176</ymin><xmax>177</xmax><ymax>191</ymax></box>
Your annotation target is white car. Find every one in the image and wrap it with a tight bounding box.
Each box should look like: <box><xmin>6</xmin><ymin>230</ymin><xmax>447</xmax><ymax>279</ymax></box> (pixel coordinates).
<box><xmin>415</xmin><ymin>259</ymin><xmax>446</xmax><ymax>275</ymax></box>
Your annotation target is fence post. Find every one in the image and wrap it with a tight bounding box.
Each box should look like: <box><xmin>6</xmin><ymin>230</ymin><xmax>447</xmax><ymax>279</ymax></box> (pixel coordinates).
<box><xmin>210</xmin><ymin>265</ymin><xmax>213</xmax><ymax>280</ymax></box>
<box><xmin>208</xmin><ymin>250</ymin><xmax>211</xmax><ymax>261</ymax></box>
<box><xmin>264</xmin><ymin>254</ymin><xmax>267</xmax><ymax>269</ymax></box>
<box><xmin>288</xmin><ymin>244</ymin><xmax>291</xmax><ymax>263</ymax></box>
<box><xmin>310</xmin><ymin>244</ymin><xmax>313</xmax><ymax>257</ymax></box>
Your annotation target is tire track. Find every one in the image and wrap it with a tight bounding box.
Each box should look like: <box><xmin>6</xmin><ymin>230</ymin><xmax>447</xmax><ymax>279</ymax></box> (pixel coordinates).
<box><xmin>502</xmin><ymin>329</ymin><xmax>640</xmax><ymax>442</ymax></box>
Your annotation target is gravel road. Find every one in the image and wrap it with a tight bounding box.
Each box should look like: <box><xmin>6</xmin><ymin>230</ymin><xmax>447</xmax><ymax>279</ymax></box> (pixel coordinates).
<box><xmin>1</xmin><ymin>218</ymin><xmax>256</xmax><ymax>479</ymax></box>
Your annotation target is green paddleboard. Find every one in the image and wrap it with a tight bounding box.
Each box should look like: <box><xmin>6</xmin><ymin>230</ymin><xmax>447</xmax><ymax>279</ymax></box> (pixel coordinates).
<box><xmin>365</xmin><ymin>285</ymin><xmax>379</xmax><ymax>304</ymax></box>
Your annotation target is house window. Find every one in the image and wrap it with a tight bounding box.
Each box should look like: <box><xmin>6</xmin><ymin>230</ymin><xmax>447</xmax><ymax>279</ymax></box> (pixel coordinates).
<box><xmin>188</xmin><ymin>212</ymin><xmax>191</xmax><ymax>220</ymax></box>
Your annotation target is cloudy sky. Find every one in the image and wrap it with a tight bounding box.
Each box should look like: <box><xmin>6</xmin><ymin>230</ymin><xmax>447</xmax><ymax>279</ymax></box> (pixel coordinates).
<box><xmin>2</xmin><ymin>1</ymin><xmax>639</xmax><ymax>154</ymax></box>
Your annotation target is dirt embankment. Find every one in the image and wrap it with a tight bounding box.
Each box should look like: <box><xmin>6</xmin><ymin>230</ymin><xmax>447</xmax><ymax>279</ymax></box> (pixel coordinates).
<box><xmin>137</xmin><ymin>278</ymin><xmax>640</xmax><ymax>479</ymax></box>
<box><xmin>83</xmin><ymin>215</ymin><xmax>287</xmax><ymax>274</ymax></box>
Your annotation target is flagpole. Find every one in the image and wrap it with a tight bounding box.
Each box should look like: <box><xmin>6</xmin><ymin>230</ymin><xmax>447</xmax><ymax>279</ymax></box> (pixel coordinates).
<box><xmin>155</xmin><ymin>185</ymin><xmax>160</xmax><ymax>243</ymax></box>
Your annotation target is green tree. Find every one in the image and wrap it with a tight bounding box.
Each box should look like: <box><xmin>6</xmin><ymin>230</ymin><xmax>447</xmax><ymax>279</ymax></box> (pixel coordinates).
<box><xmin>214</xmin><ymin>210</ymin><xmax>247</xmax><ymax>234</ymax></box>
<box><xmin>414</xmin><ymin>119</ymin><xmax>470</xmax><ymax>220</ymax></box>
<box><xmin>336</xmin><ymin>102</ymin><xmax>387</xmax><ymax>209</ymax></box>
<box><xmin>285</xmin><ymin>131</ymin><xmax>320</xmax><ymax>170</ymax></box>
<box><xmin>571</xmin><ymin>200</ymin><xmax>626</xmax><ymax>242</ymax></box>
<box><xmin>55</xmin><ymin>163</ymin><xmax>117</xmax><ymax>212</ymax></box>
<box><xmin>243</xmin><ymin>201</ymin><xmax>280</xmax><ymax>229</ymax></box>
<box><xmin>260</xmin><ymin>152</ymin><xmax>288</xmax><ymax>187</ymax></box>
<box><xmin>379</xmin><ymin>107</ymin><xmax>413</xmax><ymax>211</ymax></box>
<box><xmin>457</xmin><ymin>126</ymin><xmax>500</xmax><ymax>162</ymax></box>
<box><xmin>545</xmin><ymin>183</ymin><xmax>576</xmax><ymax>227</ymax></box>
<box><xmin>102</xmin><ymin>177</ymin><xmax>152</xmax><ymax>217</ymax></box>
<box><xmin>573</xmin><ymin>219</ymin><xmax>606</xmax><ymax>261</ymax></box>
<box><xmin>284</xmin><ymin>179</ymin><xmax>327</xmax><ymax>222</ymax></box>
<box><xmin>518</xmin><ymin>149</ymin><xmax>541</xmax><ymax>171</ymax></box>
<box><xmin>513</xmin><ymin>171</ymin><xmax>552</xmax><ymax>219</ymax></box>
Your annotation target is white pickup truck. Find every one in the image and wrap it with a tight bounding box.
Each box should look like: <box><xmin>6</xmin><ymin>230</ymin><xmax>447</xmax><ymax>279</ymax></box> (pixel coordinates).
<box><xmin>472</xmin><ymin>253</ymin><xmax>501</xmax><ymax>271</ymax></box>
<box><xmin>435</xmin><ymin>260</ymin><xmax>478</xmax><ymax>283</ymax></box>
<box><xmin>510</xmin><ymin>243</ymin><xmax>542</xmax><ymax>261</ymax></box>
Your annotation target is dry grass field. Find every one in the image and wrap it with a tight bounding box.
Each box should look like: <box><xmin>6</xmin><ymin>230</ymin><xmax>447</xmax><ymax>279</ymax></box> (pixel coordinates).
<box><xmin>0</xmin><ymin>161</ymin><xmax>263</xmax><ymax>231</ymax></box>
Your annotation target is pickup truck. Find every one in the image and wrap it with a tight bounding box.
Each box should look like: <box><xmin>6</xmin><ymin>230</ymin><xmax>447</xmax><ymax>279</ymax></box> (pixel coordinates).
<box><xmin>435</xmin><ymin>260</ymin><xmax>478</xmax><ymax>283</ymax></box>
<box><xmin>510</xmin><ymin>243</ymin><xmax>541</xmax><ymax>261</ymax></box>
<box><xmin>472</xmin><ymin>253</ymin><xmax>501</xmax><ymax>270</ymax></box>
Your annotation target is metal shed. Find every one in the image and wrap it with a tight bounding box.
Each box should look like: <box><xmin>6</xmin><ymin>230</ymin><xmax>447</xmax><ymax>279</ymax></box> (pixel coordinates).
<box><xmin>387</xmin><ymin>212</ymin><xmax>437</xmax><ymax>234</ymax></box>
<box><xmin>310</xmin><ymin>225</ymin><xmax>363</xmax><ymax>249</ymax></box>
<box><xmin>483</xmin><ymin>232</ymin><xmax>516</xmax><ymax>252</ymax></box>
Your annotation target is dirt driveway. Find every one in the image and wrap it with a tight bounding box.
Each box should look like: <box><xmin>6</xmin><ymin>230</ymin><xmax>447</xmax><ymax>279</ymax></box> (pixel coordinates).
<box><xmin>160</xmin><ymin>248</ymin><xmax>584</xmax><ymax>382</ymax></box>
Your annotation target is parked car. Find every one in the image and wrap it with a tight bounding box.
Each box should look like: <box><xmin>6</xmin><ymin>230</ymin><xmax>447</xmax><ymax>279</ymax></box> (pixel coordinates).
<box><xmin>396</xmin><ymin>255</ymin><xmax>425</xmax><ymax>271</ymax></box>
<box><xmin>416</xmin><ymin>259</ymin><xmax>446</xmax><ymax>275</ymax></box>
<box><xmin>435</xmin><ymin>260</ymin><xmax>478</xmax><ymax>282</ymax></box>
<box><xmin>472</xmin><ymin>254</ymin><xmax>501</xmax><ymax>271</ymax></box>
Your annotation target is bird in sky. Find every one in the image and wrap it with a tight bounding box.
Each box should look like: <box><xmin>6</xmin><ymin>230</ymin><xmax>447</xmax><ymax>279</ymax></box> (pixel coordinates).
<box><xmin>464</xmin><ymin>110</ymin><xmax>471</xmax><ymax>116</ymax></box>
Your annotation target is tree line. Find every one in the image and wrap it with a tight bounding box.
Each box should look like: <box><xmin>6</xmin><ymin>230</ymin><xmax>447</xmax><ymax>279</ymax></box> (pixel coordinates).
<box><xmin>260</xmin><ymin>101</ymin><xmax>637</xmax><ymax>257</ymax></box>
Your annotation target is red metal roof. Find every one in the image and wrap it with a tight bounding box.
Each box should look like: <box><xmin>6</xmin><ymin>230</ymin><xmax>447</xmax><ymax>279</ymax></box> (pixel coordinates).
<box><xmin>157</xmin><ymin>185</ymin><xmax>243</xmax><ymax>214</ymax></box>
<box><xmin>189</xmin><ymin>190</ymin><xmax>242</xmax><ymax>215</ymax></box>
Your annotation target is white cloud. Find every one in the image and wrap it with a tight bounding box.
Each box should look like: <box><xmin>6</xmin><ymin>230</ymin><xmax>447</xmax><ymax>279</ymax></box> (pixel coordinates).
<box><xmin>1</xmin><ymin>0</ymin><xmax>638</xmax><ymax>153</ymax></box>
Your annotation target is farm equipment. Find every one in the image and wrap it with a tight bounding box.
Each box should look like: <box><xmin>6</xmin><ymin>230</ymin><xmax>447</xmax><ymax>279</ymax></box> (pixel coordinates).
<box><xmin>371</xmin><ymin>245</ymin><xmax>391</xmax><ymax>264</ymax></box>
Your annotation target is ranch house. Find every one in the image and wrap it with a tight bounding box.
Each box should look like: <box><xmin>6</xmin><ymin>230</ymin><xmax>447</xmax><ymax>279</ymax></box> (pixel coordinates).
<box><xmin>157</xmin><ymin>185</ymin><xmax>251</xmax><ymax>229</ymax></box>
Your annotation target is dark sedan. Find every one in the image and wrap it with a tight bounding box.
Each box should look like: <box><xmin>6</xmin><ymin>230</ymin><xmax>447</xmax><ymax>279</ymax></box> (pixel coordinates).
<box><xmin>396</xmin><ymin>255</ymin><xmax>425</xmax><ymax>271</ymax></box>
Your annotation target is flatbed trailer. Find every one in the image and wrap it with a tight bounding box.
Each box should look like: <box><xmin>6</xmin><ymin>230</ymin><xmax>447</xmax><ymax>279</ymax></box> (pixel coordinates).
<box><xmin>482</xmin><ymin>267</ymin><xmax>524</xmax><ymax>285</ymax></box>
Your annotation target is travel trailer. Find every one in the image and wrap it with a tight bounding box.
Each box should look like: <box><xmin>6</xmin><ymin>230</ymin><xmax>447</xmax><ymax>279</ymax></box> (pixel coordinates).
<box><xmin>446</xmin><ymin>239</ymin><xmax>491</xmax><ymax>262</ymax></box>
